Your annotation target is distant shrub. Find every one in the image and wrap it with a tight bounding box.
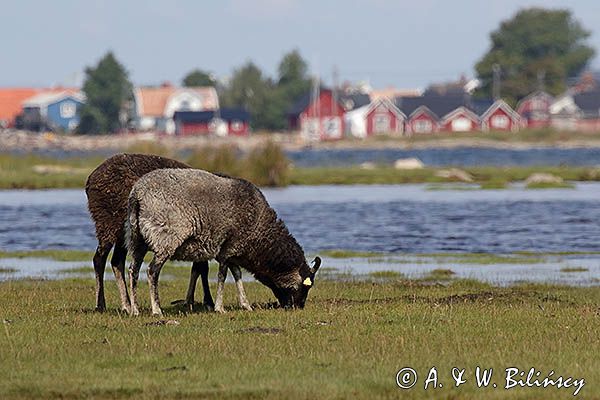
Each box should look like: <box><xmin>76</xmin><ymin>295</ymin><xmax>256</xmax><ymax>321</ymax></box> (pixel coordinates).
<box><xmin>187</xmin><ymin>144</ymin><xmax>242</xmax><ymax>177</ymax></box>
<box><xmin>187</xmin><ymin>141</ymin><xmax>290</xmax><ymax>187</ymax></box>
<box><xmin>126</xmin><ymin>141</ymin><xmax>174</xmax><ymax>157</ymax></box>
<box><xmin>244</xmin><ymin>141</ymin><xmax>290</xmax><ymax>187</ymax></box>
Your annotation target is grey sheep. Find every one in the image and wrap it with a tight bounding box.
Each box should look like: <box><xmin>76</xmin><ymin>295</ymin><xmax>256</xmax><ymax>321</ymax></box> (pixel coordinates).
<box><xmin>126</xmin><ymin>168</ymin><xmax>321</xmax><ymax>315</ymax></box>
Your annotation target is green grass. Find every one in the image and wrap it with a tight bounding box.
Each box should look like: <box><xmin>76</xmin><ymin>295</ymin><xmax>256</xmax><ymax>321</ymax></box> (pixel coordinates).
<box><xmin>560</xmin><ymin>267</ymin><xmax>589</xmax><ymax>273</ymax></box>
<box><xmin>0</xmin><ymin>249</ymin><xmax>94</xmax><ymax>261</ymax></box>
<box><xmin>367</xmin><ymin>270</ymin><xmax>404</xmax><ymax>279</ymax></box>
<box><xmin>0</xmin><ymin>278</ymin><xmax>598</xmax><ymax>399</ymax></box>
<box><xmin>2</xmin><ymin>151</ymin><xmax>600</xmax><ymax>188</ymax></box>
<box><xmin>320</xmin><ymin>249</ymin><xmax>386</xmax><ymax>258</ymax></box>
<box><xmin>526</xmin><ymin>182</ymin><xmax>576</xmax><ymax>189</ymax></box>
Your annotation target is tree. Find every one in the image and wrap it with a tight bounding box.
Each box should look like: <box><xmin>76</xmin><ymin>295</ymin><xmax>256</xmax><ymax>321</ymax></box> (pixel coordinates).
<box><xmin>78</xmin><ymin>52</ymin><xmax>132</xmax><ymax>134</ymax></box>
<box><xmin>475</xmin><ymin>8</ymin><xmax>595</xmax><ymax>104</ymax></box>
<box><xmin>182</xmin><ymin>69</ymin><xmax>216</xmax><ymax>87</ymax></box>
<box><xmin>220</xmin><ymin>62</ymin><xmax>273</xmax><ymax>130</ymax></box>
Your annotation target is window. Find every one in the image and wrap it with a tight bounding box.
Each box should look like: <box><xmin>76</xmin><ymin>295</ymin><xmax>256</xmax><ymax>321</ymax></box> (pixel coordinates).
<box><xmin>491</xmin><ymin>114</ymin><xmax>509</xmax><ymax>129</ymax></box>
<box><xmin>322</xmin><ymin>117</ymin><xmax>342</xmax><ymax>139</ymax></box>
<box><xmin>60</xmin><ymin>102</ymin><xmax>76</xmax><ymax>119</ymax></box>
<box><xmin>451</xmin><ymin>117</ymin><xmax>472</xmax><ymax>132</ymax></box>
<box><xmin>231</xmin><ymin>120</ymin><xmax>243</xmax><ymax>131</ymax></box>
<box><xmin>413</xmin><ymin>119</ymin><xmax>433</xmax><ymax>133</ymax></box>
<box><xmin>373</xmin><ymin>113</ymin><xmax>390</xmax><ymax>133</ymax></box>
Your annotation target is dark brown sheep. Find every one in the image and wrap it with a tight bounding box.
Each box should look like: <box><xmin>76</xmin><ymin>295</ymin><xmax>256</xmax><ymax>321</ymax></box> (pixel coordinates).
<box><xmin>85</xmin><ymin>153</ymin><xmax>214</xmax><ymax>312</ymax></box>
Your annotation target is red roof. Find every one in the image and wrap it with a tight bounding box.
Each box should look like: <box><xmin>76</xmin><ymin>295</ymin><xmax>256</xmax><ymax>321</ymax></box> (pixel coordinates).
<box><xmin>0</xmin><ymin>88</ymin><xmax>39</xmax><ymax>124</ymax></box>
<box><xmin>0</xmin><ymin>87</ymin><xmax>79</xmax><ymax>126</ymax></box>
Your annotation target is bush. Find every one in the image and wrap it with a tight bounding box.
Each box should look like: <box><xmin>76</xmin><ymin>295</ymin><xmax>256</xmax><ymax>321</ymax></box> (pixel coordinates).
<box><xmin>244</xmin><ymin>141</ymin><xmax>290</xmax><ymax>187</ymax></box>
<box><xmin>187</xmin><ymin>144</ymin><xmax>241</xmax><ymax>177</ymax></box>
<box><xmin>187</xmin><ymin>141</ymin><xmax>290</xmax><ymax>187</ymax></box>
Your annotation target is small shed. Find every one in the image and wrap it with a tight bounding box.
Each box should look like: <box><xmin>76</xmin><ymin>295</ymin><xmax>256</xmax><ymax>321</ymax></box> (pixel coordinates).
<box><xmin>480</xmin><ymin>100</ymin><xmax>520</xmax><ymax>132</ymax></box>
<box><xmin>516</xmin><ymin>91</ymin><xmax>554</xmax><ymax>128</ymax></box>
<box><xmin>364</xmin><ymin>98</ymin><xmax>406</xmax><ymax>136</ymax></box>
<box><xmin>174</xmin><ymin>108</ymin><xmax>250</xmax><ymax>136</ymax></box>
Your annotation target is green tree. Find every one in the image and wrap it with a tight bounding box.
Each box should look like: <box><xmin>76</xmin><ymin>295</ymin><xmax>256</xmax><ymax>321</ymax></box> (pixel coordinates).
<box><xmin>475</xmin><ymin>8</ymin><xmax>594</xmax><ymax>104</ymax></box>
<box><xmin>182</xmin><ymin>69</ymin><xmax>216</xmax><ymax>87</ymax></box>
<box><xmin>220</xmin><ymin>62</ymin><xmax>273</xmax><ymax>130</ymax></box>
<box><xmin>77</xmin><ymin>52</ymin><xmax>132</xmax><ymax>134</ymax></box>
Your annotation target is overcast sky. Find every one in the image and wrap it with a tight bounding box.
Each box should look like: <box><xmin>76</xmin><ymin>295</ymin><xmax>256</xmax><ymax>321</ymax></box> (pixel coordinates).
<box><xmin>3</xmin><ymin>0</ymin><xmax>600</xmax><ymax>89</ymax></box>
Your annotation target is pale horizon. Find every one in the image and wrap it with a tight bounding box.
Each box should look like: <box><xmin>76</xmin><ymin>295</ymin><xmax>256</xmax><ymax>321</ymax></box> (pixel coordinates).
<box><xmin>3</xmin><ymin>0</ymin><xmax>600</xmax><ymax>90</ymax></box>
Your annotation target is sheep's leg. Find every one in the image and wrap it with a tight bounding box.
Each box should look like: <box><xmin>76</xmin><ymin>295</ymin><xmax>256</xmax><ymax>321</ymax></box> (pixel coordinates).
<box><xmin>93</xmin><ymin>242</ymin><xmax>112</xmax><ymax>312</ymax></box>
<box><xmin>110</xmin><ymin>239</ymin><xmax>131</xmax><ymax>313</ymax></box>
<box><xmin>185</xmin><ymin>261</ymin><xmax>214</xmax><ymax>311</ymax></box>
<box><xmin>229</xmin><ymin>265</ymin><xmax>252</xmax><ymax>311</ymax></box>
<box><xmin>147</xmin><ymin>254</ymin><xmax>168</xmax><ymax>316</ymax></box>
<box><xmin>214</xmin><ymin>263</ymin><xmax>228</xmax><ymax>313</ymax></box>
<box><xmin>128</xmin><ymin>245</ymin><xmax>146</xmax><ymax>316</ymax></box>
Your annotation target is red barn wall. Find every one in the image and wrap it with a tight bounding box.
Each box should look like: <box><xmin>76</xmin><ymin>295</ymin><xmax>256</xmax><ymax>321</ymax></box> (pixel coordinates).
<box><xmin>179</xmin><ymin>121</ymin><xmax>211</xmax><ymax>135</ymax></box>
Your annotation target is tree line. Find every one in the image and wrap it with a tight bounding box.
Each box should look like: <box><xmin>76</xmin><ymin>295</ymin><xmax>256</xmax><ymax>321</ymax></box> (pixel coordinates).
<box><xmin>78</xmin><ymin>7</ymin><xmax>595</xmax><ymax>134</ymax></box>
<box><xmin>78</xmin><ymin>50</ymin><xmax>311</xmax><ymax>134</ymax></box>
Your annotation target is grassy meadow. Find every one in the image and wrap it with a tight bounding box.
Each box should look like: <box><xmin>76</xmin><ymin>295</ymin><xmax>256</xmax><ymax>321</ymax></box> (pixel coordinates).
<box><xmin>0</xmin><ymin>272</ymin><xmax>598</xmax><ymax>399</ymax></box>
<box><xmin>1</xmin><ymin>151</ymin><xmax>599</xmax><ymax>189</ymax></box>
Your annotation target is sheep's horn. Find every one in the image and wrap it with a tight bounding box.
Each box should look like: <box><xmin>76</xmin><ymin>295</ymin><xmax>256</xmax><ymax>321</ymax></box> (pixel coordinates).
<box><xmin>310</xmin><ymin>256</ymin><xmax>321</xmax><ymax>273</ymax></box>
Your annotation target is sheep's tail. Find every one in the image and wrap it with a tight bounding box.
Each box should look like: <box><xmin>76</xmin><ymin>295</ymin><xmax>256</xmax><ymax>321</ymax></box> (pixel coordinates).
<box><xmin>125</xmin><ymin>191</ymin><xmax>142</xmax><ymax>254</ymax></box>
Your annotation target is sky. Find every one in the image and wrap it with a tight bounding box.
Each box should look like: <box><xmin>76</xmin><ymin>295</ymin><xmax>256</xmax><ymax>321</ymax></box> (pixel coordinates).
<box><xmin>2</xmin><ymin>0</ymin><xmax>600</xmax><ymax>90</ymax></box>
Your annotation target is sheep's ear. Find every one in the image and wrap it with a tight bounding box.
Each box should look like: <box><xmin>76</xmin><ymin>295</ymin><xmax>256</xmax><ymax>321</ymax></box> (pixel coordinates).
<box><xmin>310</xmin><ymin>257</ymin><xmax>321</xmax><ymax>274</ymax></box>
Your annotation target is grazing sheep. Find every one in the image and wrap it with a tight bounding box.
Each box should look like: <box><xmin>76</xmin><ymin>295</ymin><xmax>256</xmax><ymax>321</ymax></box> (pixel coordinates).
<box><xmin>126</xmin><ymin>168</ymin><xmax>321</xmax><ymax>315</ymax></box>
<box><xmin>85</xmin><ymin>153</ymin><xmax>248</xmax><ymax>313</ymax></box>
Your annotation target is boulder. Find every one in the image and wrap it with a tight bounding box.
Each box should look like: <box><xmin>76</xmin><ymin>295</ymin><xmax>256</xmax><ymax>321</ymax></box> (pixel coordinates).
<box><xmin>434</xmin><ymin>168</ymin><xmax>474</xmax><ymax>182</ymax></box>
<box><xmin>394</xmin><ymin>157</ymin><xmax>424</xmax><ymax>170</ymax></box>
<box><xmin>360</xmin><ymin>161</ymin><xmax>377</xmax><ymax>170</ymax></box>
<box><xmin>525</xmin><ymin>173</ymin><xmax>563</xmax><ymax>185</ymax></box>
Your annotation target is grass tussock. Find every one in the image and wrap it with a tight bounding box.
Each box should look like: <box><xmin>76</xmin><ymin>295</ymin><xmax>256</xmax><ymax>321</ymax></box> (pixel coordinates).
<box><xmin>187</xmin><ymin>141</ymin><xmax>290</xmax><ymax>187</ymax></box>
<box><xmin>0</xmin><ymin>278</ymin><xmax>597</xmax><ymax>399</ymax></box>
<box><xmin>560</xmin><ymin>267</ymin><xmax>589</xmax><ymax>273</ymax></box>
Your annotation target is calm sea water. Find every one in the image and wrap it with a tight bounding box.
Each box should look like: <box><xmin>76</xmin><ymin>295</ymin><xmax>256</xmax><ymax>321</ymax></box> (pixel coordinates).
<box><xmin>287</xmin><ymin>147</ymin><xmax>600</xmax><ymax>167</ymax></box>
<box><xmin>2</xmin><ymin>184</ymin><xmax>600</xmax><ymax>254</ymax></box>
<box><xmin>16</xmin><ymin>146</ymin><xmax>600</xmax><ymax>167</ymax></box>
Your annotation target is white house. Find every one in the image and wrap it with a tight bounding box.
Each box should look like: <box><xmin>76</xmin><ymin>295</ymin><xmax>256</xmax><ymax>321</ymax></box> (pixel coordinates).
<box><xmin>133</xmin><ymin>84</ymin><xmax>219</xmax><ymax>134</ymax></box>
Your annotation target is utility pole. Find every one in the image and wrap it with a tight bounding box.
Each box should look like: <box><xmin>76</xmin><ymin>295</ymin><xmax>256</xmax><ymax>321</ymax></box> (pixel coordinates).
<box><xmin>492</xmin><ymin>64</ymin><xmax>501</xmax><ymax>100</ymax></box>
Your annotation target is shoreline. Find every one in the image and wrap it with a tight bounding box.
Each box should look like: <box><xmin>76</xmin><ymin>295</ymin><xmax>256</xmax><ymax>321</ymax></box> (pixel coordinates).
<box><xmin>5</xmin><ymin>129</ymin><xmax>600</xmax><ymax>153</ymax></box>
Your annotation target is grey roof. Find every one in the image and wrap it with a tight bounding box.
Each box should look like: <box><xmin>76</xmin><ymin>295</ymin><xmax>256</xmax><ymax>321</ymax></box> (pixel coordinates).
<box><xmin>573</xmin><ymin>89</ymin><xmax>600</xmax><ymax>118</ymax></box>
<box><xmin>395</xmin><ymin>93</ymin><xmax>471</xmax><ymax>118</ymax></box>
<box><xmin>339</xmin><ymin>93</ymin><xmax>371</xmax><ymax>111</ymax></box>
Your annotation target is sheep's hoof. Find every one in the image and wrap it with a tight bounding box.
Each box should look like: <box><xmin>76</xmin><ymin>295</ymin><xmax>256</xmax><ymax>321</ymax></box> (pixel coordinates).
<box><xmin>214</xmin><ymin>306</ymin><xmax>226</xmax><ymax>314</ymax></box>
<box><xmin>241</xmin><ymin>303</ymin><xmax>253</xmax><ymax>311</ymax></box>
<box><xmin>204</xmin><ymin>303</ymin><xmax>214</xmax><ymax>312</ymax></box>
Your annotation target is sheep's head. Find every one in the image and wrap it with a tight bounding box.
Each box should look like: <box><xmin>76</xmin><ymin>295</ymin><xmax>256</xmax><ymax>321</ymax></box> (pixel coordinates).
<box><xmin>274</xmin><ymin>257</ymin><xmax>321</xmax><ymax>309</ymax></box>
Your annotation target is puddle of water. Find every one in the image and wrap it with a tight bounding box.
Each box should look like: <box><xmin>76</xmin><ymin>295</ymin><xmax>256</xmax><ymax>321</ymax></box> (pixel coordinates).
<box><xmin>1</xmin><ymin>255</ymin><xmax>599</xmax><ymax>286</ymax></box>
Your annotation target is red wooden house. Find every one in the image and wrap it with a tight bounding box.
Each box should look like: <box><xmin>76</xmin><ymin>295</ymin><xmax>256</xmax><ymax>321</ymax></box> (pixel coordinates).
<box><xmin>406</xmin><ymin>106</ymin><xmax>438</xmax><ymax>134</ymax></box>
<box><xmin>480</xmin><ymin>100</ymin><xmax>520</xmax><ymax>132</ymax></box>
<box><xmin>364</xmin><ymin>98</ymin><xmax>405</xmax><ymax>136</ymax></box>
<box><xmin>516</xmin><ymin>91</ymin><xmax>554</xmax><ymax>128</ymax></box>
<box><xmin>288</xmin><ymin>88</ymin><xmax>346</xmax><ymax>141</ymax></box>
<box><xmin>440</xmin><ymin>106</ymin><xmax>480</xmax><ymax>132</ymax></box>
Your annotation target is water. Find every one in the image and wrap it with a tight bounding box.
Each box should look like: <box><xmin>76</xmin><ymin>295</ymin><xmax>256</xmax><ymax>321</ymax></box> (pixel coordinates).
<box><xmin>14</xmin><ymin>146</ymin><xmax>600</xmax><ymax>167</ymax></box>
<box><xmin>288</xmin><ymin>147</ymin><xmax>600</xmax><ymax>167</ymax></box>
<box><xmin>2</xmin><ymin>185</ymin><xmax>600</xmax><ymax>254</ymax></box>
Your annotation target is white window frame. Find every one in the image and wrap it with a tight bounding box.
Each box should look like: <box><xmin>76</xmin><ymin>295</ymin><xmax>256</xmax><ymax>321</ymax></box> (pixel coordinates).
<box><xmin>60</xmin><ymin>101</ymin><xmax>76</xmax><ymax>119</ymax></box>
